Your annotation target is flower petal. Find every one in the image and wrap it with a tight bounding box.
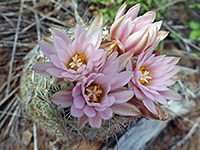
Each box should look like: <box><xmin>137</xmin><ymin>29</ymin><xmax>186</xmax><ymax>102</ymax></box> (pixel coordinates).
<box><xmin>72</xmin><ymin>84</ymin><xmax>82</xmax><ymax>97</ymax></box>
<box><xmin>111</xmin><ymin>103</ymin><xmax>141</xmax><ymax>116</ymax></box>
<box><xmin>142</xmin><ymin>98</ymin><xmax>157</xmax><ymax>114</ymax></box>
<box><xmin>159</xmin><ymin>89</ymin><xmax>182</xmax><ymax>100</ymax></box>
<box><xmin>51</xmin><ymin>90</ymin><xmax>73</xmax><ymax>107</ymax></box>
<box><xmin>74</xmin><ymin>95</ymin><xmax>85</xmax><ymax>109</ymax></box>
<box><xmin>88</xmin><ymin>113</ymin><xmax>102</xmax><ymax>128</ymax></box>
<box><xmin>117</xmin><ymin>51</ymin><xmax>134</xmax><ymax>72</ymax></box>
<box><xmin>87</xmin><ymin>13</ymin><xmax>103</xmax><ymax>35</ymax></box>
<box><xmin>38</xmin><ymin>41</ymin><xmax>57</xmax><ymax>60</ymax></box>
<box><xmin>74</xmin><ymin>25</ymin><xmax>86</xmax><ymax>39</ymax></box>
<box><xmin>78</xmin><ymin>115</ymin><xmax>88</xmax><ymax>129</ymax></box>
<box><xmin>51</xmin><ymin>27</ymin><xmax>72</xmax><ymax>45</ymax></box>
<box><xmin>111</xmin><ymin>71</ymin><xmax>133</xmax><ymax>91</ymax></box>
<box><xmin>83</xmin><ymin>105</ymin><xmax>96</xmax><ymax>117</ymax></box>
<box><xmin>45</xmin><ymin>68</ymin><xmax>64</xmax><ymax>78</ymax></box>
<box><xmin>109</xmin><ymin>89</ymin><xmax>134</xmax><ymax>104</ymax></box>
<box><xmin>99</xmin><ymin>108</ymin><xmax>113</xmax><ymax>120</ymax></box>
<box><xmin>53</xmin><ymin>36</ymin><xmax>68</xmax><ymax>52</ymax></box>
<box><xmin>33</xmin><ymin>62</ymin><xmax>55</xmax><ymax>75</ymax></box>
<box><xmin>126</xmin><ymin>3</ymin><xmax>140</xmax><ymax>20</ymax></box>
<box><xmin>115</xmin><ymin>2</ymin><xmax>127</xmax><ymax>21</ymax></box>
<box><xmin>87</xmin><ymin>28</ymin><xmax>102</xmax><ymax>50</ymax></box>
<box><xmin>110</xmin><ymin>15</ymin><xmax>126</xmax><ymax>40</ymax></box>
<box><xmin>71</xmin><ymin>104</ymin><xmax>84</xmax><ymax>117</ymax></box>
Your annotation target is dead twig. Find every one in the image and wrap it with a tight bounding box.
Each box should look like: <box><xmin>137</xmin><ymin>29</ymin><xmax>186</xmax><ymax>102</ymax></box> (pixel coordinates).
<box><xmin>153</xmin><ymin>0</ymin><xmax>186</xmax><ymax>12</ymax></box>
<box><xmin>171</xmin><ymin>117</ymin><xmax>200</xmax><ymax>150</ymax></box>
<box><xmin>163</xmin><ymin>22</ymin><xmax>200</xmax><ymax>52</ymax></box>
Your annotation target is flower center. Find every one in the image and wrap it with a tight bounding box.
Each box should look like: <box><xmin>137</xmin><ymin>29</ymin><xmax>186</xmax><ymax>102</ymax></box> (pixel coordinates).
<box><xmin>68</xmin><ymin>52</ymin><xmax>87</xmax><ymax>71</ymax></box>
<box><xmin>85</xmin><ymin>83</ymin><xmax>102</xmax><ymax>103</ymax></box>
<box><xmin>138</xmin><ymin>66</ymin><xmax>152</xmax><ymax>85</ymax></box>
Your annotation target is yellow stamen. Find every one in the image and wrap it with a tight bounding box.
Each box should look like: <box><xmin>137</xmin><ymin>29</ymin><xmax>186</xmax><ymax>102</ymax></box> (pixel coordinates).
<box><xmin>85</xmin><ymin>83</ymin><xmax>102</xmax><ymax>103</ymax></box>
<box><xmin>138</xmin><ymin>66</ymin><xmax>152</xmax><ymax>85</ymax></box>
<box><xmin>68</xmin><ymin>52</ymin><xmax>87</xmax><ymax>71</ymax></box>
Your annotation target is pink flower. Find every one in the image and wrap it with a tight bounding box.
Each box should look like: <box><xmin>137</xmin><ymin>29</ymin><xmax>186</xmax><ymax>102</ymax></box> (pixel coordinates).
<box><xmin>110</xmin><ymin>2</ymin><xmax>168</xmax><ymax>56</ymax></box>
<box><xmin>51</xmin><ymin>52</ymin><xmax>141</xmax><ymax>128</ymax></box>
<box><xmin>127</xmin><ymin>50</ymin><xmax>181</xmax><ymax>114</ymax></box>
<box><xmin>33</xmin><ymin>24</ymin><xmax>106</xmax><ymax>82</ymax></box>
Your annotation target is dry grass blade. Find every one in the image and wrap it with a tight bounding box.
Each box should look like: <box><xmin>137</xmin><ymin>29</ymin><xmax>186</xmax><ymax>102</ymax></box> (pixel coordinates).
<box><xmin>0</xmin><ymin>86</ymin><xmax>20</xmax><ymax>107</ymax></box>
<box><xmin>33</xmin><ymin>0</ymin><xmax>41</xmax><ymax>41</ymax></box>
<box><xmin>0</xmin><ymin>97</ymin><xmax>18</xmax><ymax>130</ymax></box>
<box><xmin>3</xmin><ymin>104</ymin><xmax>20</xmax><ymax>138</ymax></box>
<box><xmin>6</xmin><ymin>0</ymin><xmax>24</xmax><ymax>96</ymax></box>
<box><xmin>33</xmin><ymin>122</ymin><xmax>38</xmax><ymax>150</ymax></box>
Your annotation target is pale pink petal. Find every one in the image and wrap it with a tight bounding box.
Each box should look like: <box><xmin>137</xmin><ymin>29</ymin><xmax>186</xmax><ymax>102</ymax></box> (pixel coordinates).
<box><xmin>148</xmin><ymin>85</ymin><xmax>169</xmax><ymax>91</ymax></box>
<box><xmin>111</xmin><ymin>71</ymin><xmax>133</xmax><ymax>91</ymax></box>
<box><xmin>83</xmin><ymin>105</ymin><xmax>96</xmax><ymax>117</ymax></box>
<box><xmin>104</xmin><ymin>73</ymin><xmax>118</xmax><ymax>85</ymax></box>
<box><xmin>142</xmin><ymin>98</ymin><xmax>157</xmax><ymax>114</ymax></box>
<box><xmin>134</xmin><ymin>86</ymin><xmax>145</xmax><ymax>100</ymax></box>
<box><xmin>74</xmin><ymin>25</ymin><xmax>86</xmax><ymax>39</ymax></box>
<box><xmin>87</xmin><ymin>28</ymin><xmax>102</xmax><ymax>50</ymax></box>
<box><xmin>107</xmin><ymin>96</ymin><xmax>115</xmax><ymax>107</ymax></box>
<box><xmin>153</xmin><ymin>21</ymin><xmax>162</xmax><ymax>31</ymax></box>
<box><xmin>94</xmin><ymin>106</ymin><xmax>106</xmax><ymax>111</ymax></box>
<box><xmin>109</xmin><ymin>89</ymin><xmax>134</xmax><ymax>104</ymax></box>
<box><xmin>33</xmin><ymin>62</ymin><xmax>55</xmax><ymax>75</ymax></box>
<box><xmin>126</xmin><ymin>32</ymin><xmax>149</xmax><ymax>55</ymax></box>
<box><xmin>111</xmin><ymin>103</ymin><xmax>141</xmax><ymax>116</ymax></box>
<box><xmin>72</xmin><ymin>84</ymin><xmax>82</xmax><ymax>97</ymax></box>
<box><xmin>156</xmin><ymin>31</ymin><xmax>169</xmax><ymax>41</ymax></box>
<box><xmin>152</xmin><ymin>94</ymin><xmax>168</xmax><ymax>105</ymax></box>
<box><xmin>71</xmin><ymin>104</ymin><xmax>84</xmax><ymax>117</ymax></box>
<box><xmin>87</xmin><ymin>13</ymin><xmax>103</xmax><ymax>35</ymax></box>
<box><xmin>101</xmin><ymin>60</ymin><xmax>119</xmax><ymax>75</ymax></box>
<box><xmin>132</xmin><ymin>11</ymin><xmax>156</xmax><ymax>32</ymax></box>
<box><xmin>88</xmin><ymin>113</ymin><xmax>102</xmax><ymax>128</ymax></box>
<box><xmin>90</xmin><ymin>49</ymin><xmax>106</xmax><ymax>69</ymax></box>
<box><xmin>126</xmin><ymin>4</ymin><xmax>140</xmax><ymax>20</ymax></box>
<box><xmin>99</xmin><ymin>108</ymin><xmax>113</xmax><ymax>120</ymax></box>
<box><xmin>117</xmin><ymin>50</ymin><xmax>134</xmax><ymax>72</ymax></box>
<box><xmin>78</xmin><ymin>115</ymin><xmax>88</xmax><ymax>129</ymax></box>
<box><xmin>110</xmin><ymin>16</ymin><xmax>126</xmax><ymax>40</ymax></box>
<box><xmin>159</xmin><ymin>89</ymin><xmax>182</xmax><ymax>100</ymax></box>
<box><xmin>115</xmin><ymin>2</ymin><xmax>127</xmax><ymax>21</ymax></box>
<box><xmin>124</xmin><ymin>28</ymin><xmax>147</xmax><ymax>52</ymax></box>
<box><xmin>38</xmin><ymin>41</ymin><xmax>57</xmax><ymax>60</ymax></box>
<box><xmin>74</xmin><ymin>95</ymin><xmax>85</xmax><ymax>109</ymax></box>
<box><xmin>49</xmin><ymin>55</ymin><xmax>62</xmax><ymax>68</ymax></box>
<box><xmin>139</xmin><ymin>87</ymin><xmax>155</xmax><ymax>100</ymax></box>
<box><xmin>77</xmin><ymin>32</ymin><xmax>87</xmax><ymax>52</ymax></box>
<box><xmin>146</xmin><ymin>24</ymin><xmax>157</xmax><ymax>46</ymax></box>
<box><xmin>118</xmin><ymin>18</ymin><xmax>132</xmax><ymax>42</ymax></box>
<box><xmin>94</xmin><ymin>73</ymin><xmax>105</xmax><ymax>85</ymax></box>
<box><xmin>83</xmin><ymin>44</ymin><xmax>93</xmax><ymax>61</ymax></box>
<box><xmin>53</xmin><ymin>36</ymin><xmax>68</xmax><ymax>52</ymax></box>
<box><xmin>156</xmin><ymin>67</ymin><xmax>180</xmax><ymax>80</ymax></box>
<box><xmin>116</xmin><ymin>39</ymin><xmax>125</xmax><ymax>52</ymax></box>
<box><xmin>51</xmin><ymin>90</ymin><xmax>73</xmax><ymax>107</ymax></box>
<box><xmin>51</xmin><ymin>27</ymin><xmax>72</xmax><ymax>45</ymax></box>
<box><xmin>45</xmin><ymin>68</ymin><xmax>64</xmax><ymax>78</ymax></box>
<box><xmin>56</xmin><ymin>47</ymin><xmax>70</xmax><ymax>63</ymax></box>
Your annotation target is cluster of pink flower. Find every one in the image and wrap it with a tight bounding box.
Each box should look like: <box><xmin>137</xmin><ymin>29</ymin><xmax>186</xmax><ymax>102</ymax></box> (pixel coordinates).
<box><xmin>33</xmin><ymin>3</ymin><xmax>181</xmax><ymax>128</ymax></box>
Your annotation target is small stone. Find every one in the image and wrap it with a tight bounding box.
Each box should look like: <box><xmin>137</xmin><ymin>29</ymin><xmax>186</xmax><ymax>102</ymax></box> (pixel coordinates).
<box><xmin>22</xmin><ymin>130</ymin><xmax>33</xmax><ymax>146</ymax></box>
